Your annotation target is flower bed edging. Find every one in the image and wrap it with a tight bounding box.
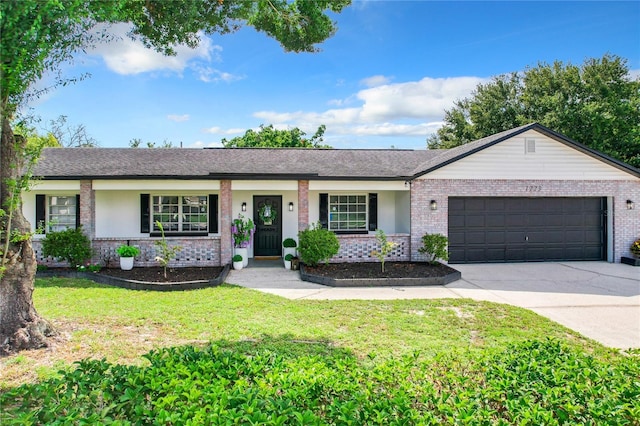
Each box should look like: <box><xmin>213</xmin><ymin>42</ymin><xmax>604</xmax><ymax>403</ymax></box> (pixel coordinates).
<box><xmin>300</xmin><ymin>264</ymin><xmax>461</xmax><ymax>287</ymax></box>
<box><xmin>36</xmin><ymin>264</ymin><xmax>230</xmax><ymax>291</ymax></box>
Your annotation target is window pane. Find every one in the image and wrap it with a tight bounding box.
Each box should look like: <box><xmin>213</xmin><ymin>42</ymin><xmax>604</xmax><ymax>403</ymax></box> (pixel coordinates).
<box><xmin>328</xmin><ymin>194</ymin><xmax>367</xmax><ymax>231</ymax></box>
<box><xmin>48</xmin><ymin>196</ymin><xmax>76</xmax><ymax>232</ymax></box>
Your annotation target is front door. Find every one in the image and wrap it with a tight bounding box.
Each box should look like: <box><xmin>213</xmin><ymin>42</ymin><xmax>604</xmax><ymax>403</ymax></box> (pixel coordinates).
<box><xmin>253</xmin><ymin>196</ymin><xmax>282</xmax><ymax>257</ymax></box>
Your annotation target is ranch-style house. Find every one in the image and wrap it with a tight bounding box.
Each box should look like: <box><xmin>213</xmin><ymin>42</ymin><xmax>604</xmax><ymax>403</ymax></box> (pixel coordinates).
<box><xmin>24</xmin><ymin>123</ymin><xmax>640</xmax><ymax>267</ymax></box>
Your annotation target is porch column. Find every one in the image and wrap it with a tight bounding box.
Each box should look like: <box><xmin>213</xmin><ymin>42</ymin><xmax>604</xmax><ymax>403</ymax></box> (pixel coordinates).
<box><xmin>219</xmin><ymin>179</ymin><xmax>233</xmax><ymax>265</ymax></box>
<box><xmin>298</xmin><ymin>180</ymin><xmax>309</xmax><ymax>232</ymax></box>
<box><xmin>79</xmin><ymin>180</ymin><xmax>95</xmax><ymax>239</ymax></box>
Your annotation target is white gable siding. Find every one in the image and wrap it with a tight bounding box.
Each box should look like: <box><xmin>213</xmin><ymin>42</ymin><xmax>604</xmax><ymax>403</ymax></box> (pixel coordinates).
<box><xmin>424</xmin><ymin>130</ymin><xmax>633</xmax><ymax>180</ymax></box>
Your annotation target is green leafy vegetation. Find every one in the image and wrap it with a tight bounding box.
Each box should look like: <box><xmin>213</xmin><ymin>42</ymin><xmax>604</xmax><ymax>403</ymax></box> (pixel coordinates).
<box><xmin>222</xmin><ymin>124</ymin><xmax>331</xmax><ymax>148</ymax></box>
<box><xmin>418</xmin><ymin>233</ymin><xmax>449</xmax><ymax>264</ymax></box>
<box><xmin>371</xmin><ymin>229</ymin><xmax>398</xmax><ymax>272</ymax></box>
<box><xmin>428</xmin><ymin>54</ymin><xmax>640</xmax><ymax>168</ymax></box>
<box><xmin>154</xmin><ymin>221</ymin><xmax>182</xmax><ymax>279</ymax></box>
<box><xmin>297</xmin><ymin>222</ymin><xmax>340</xmax><ymax>266</ymax></box>
<box><xmin>115</xmin><ymin>244</ymin><xmax>140</xmax><ymax>258</ymax></box>
<box><xmin>40</xmin><ymin>227</ymin><xmax>92</xmax><ymax>266</ymax></box>
<box><xmin>2</xmin><ymin>337</ymin><xmax>637</xmax><ymax>424</ymax></box>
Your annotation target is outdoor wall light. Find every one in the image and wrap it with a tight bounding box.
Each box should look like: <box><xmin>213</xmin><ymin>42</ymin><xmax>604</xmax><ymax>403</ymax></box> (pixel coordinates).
<box><xmin>430</xmin><ymin>200</ymin><xmax>438</xmax><ymax>211</ymax></box>
<box><xmin>627</xmin><ymin>199</ymin><xmax>635</xmax><ymax>210</ymax></box>
<box><xmin>241</xmin><ymin>202</ymin><xmax>247</xmax><ymax>212</ymax></box>
<box><xmin>289</xmin><ymin>202</ymin><xmax>294</xmax><ymax>211</ymax></box>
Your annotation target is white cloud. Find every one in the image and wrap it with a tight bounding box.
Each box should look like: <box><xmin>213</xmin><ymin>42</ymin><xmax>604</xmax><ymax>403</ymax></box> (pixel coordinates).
<box><xmin>192</xmin><ymin>65</ymin><xmax>244</xmax><ymax>83</ymax></box>
<box><xmin>202</xmin><ymin>126</ymin><xmax>247</xmax><ymax>135</ymax></box>
<box><xmin>629</xmin><ymin>69</ymin><xmax>640</xmax><ymax>80</ymax></box>
<box><xmin>252</xmin><ymin>76</ymin><xmax>485</xmax><ymax>140</ymax></box>
<box><xmin>360</xmin><ymin>75</ymin><xmax>392</xmax><ymax>87</ymax></box>
<box><xmin>89</xmin><ymin>23</ymin><xmax>220</xmax><ymax>76</ymax></box>
<box><xmin>167</xmin><ymin>114</ymin><xmax>190</xmax><ymax>122</ymax></box>
<box><xmin>191</xmin><ymin>140</ymin><xmax>224</xmax><ymax>148</ymax></box>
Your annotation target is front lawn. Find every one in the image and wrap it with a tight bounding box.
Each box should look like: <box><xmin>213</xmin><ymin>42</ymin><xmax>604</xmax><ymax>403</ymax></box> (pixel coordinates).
<box><xmin>1</xmin><ymin>277</ymin><xmax>638</xmax><ymax>424</ymax></box>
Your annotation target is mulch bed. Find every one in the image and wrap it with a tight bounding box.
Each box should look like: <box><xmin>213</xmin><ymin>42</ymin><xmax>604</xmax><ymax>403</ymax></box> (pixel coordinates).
<box><xmin>303</xmin><ymin>262</ymin><xmax>457</xmax><ymax>279</ymax></box>
<box><xmin>98</xmin><ymin>267</ymin><xmax>225</xmax><ymax>283</ymax></box>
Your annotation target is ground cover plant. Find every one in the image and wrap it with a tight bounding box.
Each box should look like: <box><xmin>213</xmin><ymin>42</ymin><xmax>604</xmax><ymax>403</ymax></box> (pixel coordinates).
<box><xmin>1</xmin><ymin>278</ymin><xmax>637</xmax><ymax>424</ymax></box>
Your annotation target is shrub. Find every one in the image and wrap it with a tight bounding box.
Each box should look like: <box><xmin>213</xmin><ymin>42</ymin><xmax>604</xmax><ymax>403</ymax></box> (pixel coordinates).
<box><xmin>2</xmin><ymin>340</ymin><xmax>638</xmax><ymax>424</ymax></box>
<box><xmin>371</xmin><ymin>229</ymin><xmax>398</xmax><ymax>272</ymax></box>
<box><xmin>282</xmin><ymin>238</ymin><xmax>297</xmax><ymax>248</ymax></box>
<box><xmin>418</xmin><ymin>233</ymin><xmax>449</xmax><ymax>264</ymax></box>
<box><xmin>297</xmin><ymin>222</ymin><xmax>339</xmax><ymax>267</ymax></box>
<box><xmin>232</xmin><ymin>254</ymin><xmax>243</xmax><ymax>262</ymax></box>
<box><xmin>116</xmin><ymin>245</ymin><xmax>140</xmax><ymax>258</ymax></box>
<box><xmin>284</xmin><ymin>253</ymin><xmax>293</xmax><ymax>261</ymax></box>
<box><xmin>41</xmin><ymin>226</ymin><xmax>92</xmax><ymax>266</ymax></box>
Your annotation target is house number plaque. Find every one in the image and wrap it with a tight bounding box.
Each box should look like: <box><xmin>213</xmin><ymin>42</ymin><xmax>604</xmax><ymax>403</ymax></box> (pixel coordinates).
<box><xmin>525</xmin><ymin>185</ymin><xmax>542</xmax><ymax>192</ymax></box>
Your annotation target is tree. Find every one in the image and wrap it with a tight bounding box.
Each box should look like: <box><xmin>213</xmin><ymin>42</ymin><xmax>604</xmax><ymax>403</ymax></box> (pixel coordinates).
<box><xmin>428</xmin><ymin>55</ymin><xmax>640</xmax><ymax>168</ymax></box>
<box><xmin>1</xmin><ymin>0</ymin><xmax>350</xmax><ymax>354</ymax></box>
<box><xmin>45</xmin><ymin>115</ymin><xmax>98</xmax><ymax>147</ymax></box>
<box><xmin>222</xmin><ymin>124</ymin><xmax>331</xmax><ymax>148</ymax></box>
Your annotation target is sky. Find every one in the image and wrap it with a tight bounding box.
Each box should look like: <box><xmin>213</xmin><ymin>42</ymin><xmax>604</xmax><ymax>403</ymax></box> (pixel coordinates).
<box><xmin>27</xmin><ymin>1</ymin><xmax>640</xmax><ymax>150</ymax></box>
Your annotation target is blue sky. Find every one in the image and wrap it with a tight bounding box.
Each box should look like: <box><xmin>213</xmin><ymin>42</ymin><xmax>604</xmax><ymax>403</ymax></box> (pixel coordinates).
<box><xmin>28</xmin><ymin>1</ymin><xmax>640</xmax><ymax>150</ymax></box>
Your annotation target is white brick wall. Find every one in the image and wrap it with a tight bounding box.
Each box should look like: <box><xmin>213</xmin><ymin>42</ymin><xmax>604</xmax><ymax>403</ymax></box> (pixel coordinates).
<box><xmin>411</xmin><ymin>179</ymin><xmax>640</xmax><ymax>262</ymax></box>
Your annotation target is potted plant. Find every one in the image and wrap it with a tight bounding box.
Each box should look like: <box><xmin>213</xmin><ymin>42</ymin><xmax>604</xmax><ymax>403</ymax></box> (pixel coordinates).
<box><xmin>282</xmin><ymin>238</ymin><xmax>297</xmax><ymax>265</ymax></box>
<box><xmin>284</xmin><ymin>253</ymin><xmax>293</xmax><ymax>270</ymax></box>
<box><xmin>622</xmin><ymin>238</ymin><xmax>640</xmax><ymax>266</ymax></box>
<box><xmin>232</xmin><ymin>214</ymin><xmax>255</xmax><ymax>267</ymax></box>
<box><xmin>232</xmin><ymin>254</ymin><xmax>244</xmax><ymax>270</ymax></box>
<box><xmin>116</xmin><ymin>244</ymin><xmax>140</xmax><ymax>270</ymax></box>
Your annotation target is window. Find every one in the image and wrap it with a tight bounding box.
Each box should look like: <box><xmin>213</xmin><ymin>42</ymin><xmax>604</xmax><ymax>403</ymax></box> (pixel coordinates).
<box><xmin>329</xmin><ymin>195</ymin><xmax>367</xmax><ymax>231</ymax></box>
<box><xmin>152</xmin><ymin>195</ymin><xmax>208</xmax><ymax>233</ymax></box>
<box><xmin>47</xmin><ymin>196</ymin><xmax>77</xmax><ymax>232</ymax></box>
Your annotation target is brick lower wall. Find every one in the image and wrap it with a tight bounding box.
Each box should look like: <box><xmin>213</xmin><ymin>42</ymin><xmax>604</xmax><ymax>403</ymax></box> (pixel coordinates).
<box><xmin>330</xmin><ymin>234</ymin><xmax>410</xmax><ymax>263</ymax></box>
<box><xmin>411</xmin><ymin>179</ymin><xmax>640</xmax><ymax>262</ymax></box>
<box><xmin>33</xmin><ymin>236</ymin><xmax>222</xmax><ymax>268</ymax></box>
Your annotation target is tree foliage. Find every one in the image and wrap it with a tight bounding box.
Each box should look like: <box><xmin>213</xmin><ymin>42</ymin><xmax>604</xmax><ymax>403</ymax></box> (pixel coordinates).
<box><xmin>428</xmin><ymin>55</ymin><xmax>640</xmax><ymax>167</ymax></box>
<box><xmin>222</xmin><ymin>124</ymin><xmax>331</xmax><ymax>148</ymax></box>
<box><xmin>0</xmin><ymin>0</ymin><xmax>350</xmax><ymax>354</ymax></box>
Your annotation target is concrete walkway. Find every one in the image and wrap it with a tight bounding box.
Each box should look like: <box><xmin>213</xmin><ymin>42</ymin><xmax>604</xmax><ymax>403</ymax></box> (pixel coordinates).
<box><xmin>226</xmin><ymin>261</ymin><xmax>640</xmax><ymax>349</ymax></box>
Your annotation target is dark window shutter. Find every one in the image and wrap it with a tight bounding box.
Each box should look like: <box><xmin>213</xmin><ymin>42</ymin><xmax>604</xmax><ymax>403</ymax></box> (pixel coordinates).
<box><xmin>209</xmin><ymin>194</ymin><xmax>218</xmax><ymax>233</ymax></box>
<box><xmin>319</xmin><ymin>193</ymin><xmax>328</xmax><ymax>229</ymax></box>
<box><xmin>75</xmin><ymin>194</ymin><xmax>81</xmax><ymax>229</ymax></box>
<box><xmin>368</xmin><ymin>193</ymin><xmax>378</xmax><ymax>231</ymax></box>
<box><xmin>140</xmin><ymin>194</ymin><xmax>150</xmax><ymax>233</ymax></box>
<box><xmin>36</xmin><ymin>195</ymin><xmax>46</xmax><ymax>233</ymax></box>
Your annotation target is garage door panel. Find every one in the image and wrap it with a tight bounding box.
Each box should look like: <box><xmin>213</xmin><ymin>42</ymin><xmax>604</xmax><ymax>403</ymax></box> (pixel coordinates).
<box><xmin>486</xmin><ymin>215</ymin><xmax>505</xmax><ymax>227</ymax></box>
<box><xmin>448</xmin><ymin>197</ymin><xmax>605</xmax><ymax>263</ymax></box>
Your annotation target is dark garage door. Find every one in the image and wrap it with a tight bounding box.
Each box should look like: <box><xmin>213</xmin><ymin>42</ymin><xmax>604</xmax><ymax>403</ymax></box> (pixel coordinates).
<box><xmin>448</xmin><ymin>197</ymin><xmax>606</xmax><ymax>263</ymax></box>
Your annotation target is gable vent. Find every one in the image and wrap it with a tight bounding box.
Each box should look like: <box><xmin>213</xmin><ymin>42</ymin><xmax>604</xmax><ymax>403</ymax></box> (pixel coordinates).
<box><xmin>525</xmin><ymin>138</ymin><xmax>536</xmax><ymax>154</ymax></box>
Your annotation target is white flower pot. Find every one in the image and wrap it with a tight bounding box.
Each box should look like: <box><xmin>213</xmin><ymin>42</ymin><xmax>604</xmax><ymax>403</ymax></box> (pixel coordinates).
<box><xmin>119</xmin><ymin>256</ymin><xmax>134</xmax><ymax>271</ymax></box>
<box><xmin>233</xmin><ymin>261</ymin><xmax>243</xmax><ymax>270</ymax></box>
<box><xmin>235</xmin><ymin>247</ymin><xmax>249</xmax><ymax>267</ymax></box>
<box><xmin>284</xmin><ymin>260</ymin><xmax>291</xmax><ymax>270</ymax></box>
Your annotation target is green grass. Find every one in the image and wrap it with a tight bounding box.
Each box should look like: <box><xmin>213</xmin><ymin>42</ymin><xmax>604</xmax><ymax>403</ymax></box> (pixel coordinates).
<box><xmin>2</xmin><ymin>276</ymin><xmax>612</xmax><ymax>389</ymax></box>
<box><xmin>2</xmin><ymin>277</ymin><xmax>636</xmax><ymax>424</ymax></box>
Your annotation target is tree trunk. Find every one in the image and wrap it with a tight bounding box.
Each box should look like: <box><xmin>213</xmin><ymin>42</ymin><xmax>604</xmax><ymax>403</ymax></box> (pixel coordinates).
<box><xmin>0</xmin><ymin>117</ymin><xmax>56</xmax><ymax>356</ymax></box>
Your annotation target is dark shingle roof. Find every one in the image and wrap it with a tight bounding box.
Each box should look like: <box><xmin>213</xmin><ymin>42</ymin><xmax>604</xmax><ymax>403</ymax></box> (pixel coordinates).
<box><xmin>33</xmin><ymin>147</ymin><xmax>443</xmax><ymax>180</ymax></box>
<box><xmin>32</xmin><ymin>123</ymin><xmax>639</xmax><ymax>180</ymax></box>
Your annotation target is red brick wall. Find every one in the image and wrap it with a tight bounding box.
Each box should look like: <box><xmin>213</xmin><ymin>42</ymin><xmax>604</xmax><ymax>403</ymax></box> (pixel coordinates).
<box><xmin>411</xmin><ymin>179</ymin><xmax>640</xmax><ymax>262</ymax></box>
<box><xmin>330</xmin><ymin>234</ymin><xmax>410</xmax><ymax>263</ymax></box>
<box><xmin>33</xmin><ymin>237</ymin><xmax>222</xmax><ymax>268</ymax></box>
<box><xmin>298</xmin><ymin>180</ymin><xmax>309</xmax><ymax>232</ymax></box>
<box><xmin>219</xmin><ymin>179</ymin><xmax>233</xmax><ymax>265</ymax></box>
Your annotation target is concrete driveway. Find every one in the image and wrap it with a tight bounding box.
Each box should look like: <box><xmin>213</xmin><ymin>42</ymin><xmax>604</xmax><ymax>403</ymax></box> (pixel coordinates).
<box><xmin>226</xmin><ymin>261</ymin><xmax>640</xmax><ymax>349</ymax></box>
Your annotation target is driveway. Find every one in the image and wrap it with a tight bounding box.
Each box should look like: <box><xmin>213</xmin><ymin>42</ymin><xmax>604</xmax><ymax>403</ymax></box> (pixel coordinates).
<box><xmin>226</xmin><ymin>261</ymin><xmax>640</xmax><ymax>349</ymax></box>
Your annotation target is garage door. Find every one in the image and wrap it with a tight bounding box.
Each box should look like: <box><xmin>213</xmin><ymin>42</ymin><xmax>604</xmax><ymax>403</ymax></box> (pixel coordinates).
<box><xmin>448</xmin><ymin>197</ymin><xmax>606</xmax><ymax>263</ymax></box>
